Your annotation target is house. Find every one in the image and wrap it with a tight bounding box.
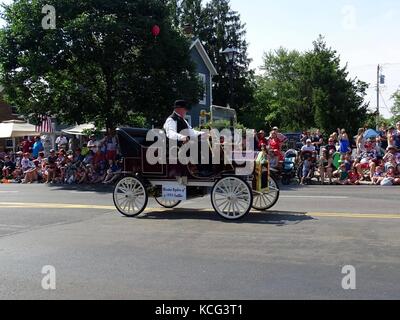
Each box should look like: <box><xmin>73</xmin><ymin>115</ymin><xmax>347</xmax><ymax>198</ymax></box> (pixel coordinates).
<box><xmin>188</xmin><ymin>38</ymin><xmax>218</xmax><ymax>128</ymax></box>
<box><xmin>0</xmin><ymin>100</ymin><xmax>15</xmax><ymax>123</ymax></box>
<box><xmin>0</xmin><ymin>94</ymin><xmax>20</xmax><ymax>151</ymax></box>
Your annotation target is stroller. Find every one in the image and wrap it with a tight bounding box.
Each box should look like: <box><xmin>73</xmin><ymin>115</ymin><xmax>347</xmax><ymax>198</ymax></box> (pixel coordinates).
<box><xmin>281</xmin><ymin>149</ymin><xmax>298</xmax><ymax>185</ymax></box>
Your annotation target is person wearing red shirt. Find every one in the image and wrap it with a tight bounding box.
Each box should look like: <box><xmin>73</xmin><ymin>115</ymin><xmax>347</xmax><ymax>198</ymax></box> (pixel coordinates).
<box><xmin>257</xmin><ymin>130</ymin><xmax>268</xmax><ymax>150</ymax></box>
<box><xmin>268</xmin><ymin>131</ymin><xmax>284</xmax><ymax>161</ymax></box>
<box><xmin>93</xmin><ymin>149</ymin><xmax>106</xmax><ymax>167</ymax></box>
<box><xmin>21</xmin><ymin>137</ymin><xmax>31</xmax><ymax>153</ymax></box>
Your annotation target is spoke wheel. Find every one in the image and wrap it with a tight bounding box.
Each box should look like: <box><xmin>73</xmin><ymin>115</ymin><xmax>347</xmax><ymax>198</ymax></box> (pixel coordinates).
<box><xmin>113</xmin><ymin>177</ymin><xmax>148</xmax><ymax>217</ymax></box>
<box><xmin>252</xmin><ymin>176</ymin><xmax>280</xmax><ymax>211</ymax></box>
<box><xmin>211</xmin><ymin>176</ymin><xmax>253</xmax><ymax>220</ymax></box>
<box><xmin>155</xmin><ymin>197</ymin><xmax>181</xmax><ymax>209</ymax></box>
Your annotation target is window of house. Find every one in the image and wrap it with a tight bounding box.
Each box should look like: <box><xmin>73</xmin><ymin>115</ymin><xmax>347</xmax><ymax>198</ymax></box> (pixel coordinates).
<box><xmin>5</xmin><ymin>139</ymin><xmax>13</xmax><ymax>148</ymax></box>
<box><xmin>198</xmin><ymin>73</ymin><xmax>207</xmax><ymax>105</ymax></box>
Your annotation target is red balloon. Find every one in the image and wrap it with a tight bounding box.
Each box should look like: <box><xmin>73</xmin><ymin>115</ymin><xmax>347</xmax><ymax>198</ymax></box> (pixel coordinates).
<box><xmin>152</xmin><ymin>25</ymin><xmax>160</xmax><ymax>37</ymax></box>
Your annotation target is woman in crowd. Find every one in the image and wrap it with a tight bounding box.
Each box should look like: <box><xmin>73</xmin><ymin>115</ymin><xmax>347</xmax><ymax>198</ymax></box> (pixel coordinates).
<box><xmin>338</xmin><ymin>129</ymin><xmax>350</xmax><ymax>155</ymax></box>
<box><xmin>45</xmin><ymin>149</ymin><xmax>58</xmax><ymax>183</ymax></box>
<box><xmin>257</xmin><ymin>131</ymin><xmax>268</xmax><ymax>150</ymax></box>
<box><xmin>355</xmin><ymin>128</ymin><xmax>365</xmax><ymax>156</ymax></box>
<box><xmin>318</xmin><ymin>150</ymin><xmax>333</xmax><ymax>185</ymax></box>
<box><xmin>2</xmin><ymin>155</ymin><xmax>15</xmax><ymax>179</ymax></box>
<box><xmin>56</xmin><ymin>149</ymin><xmax>67</xmax><ymax>183</ymax></box>
<box><xmin>268</xmin><ymin>130</ymin><xmax>284</xmax><ymax>161</ymax></box>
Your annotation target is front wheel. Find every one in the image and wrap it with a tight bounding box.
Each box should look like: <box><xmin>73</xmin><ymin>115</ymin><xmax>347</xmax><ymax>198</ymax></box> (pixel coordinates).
<box><xmin>211</xmin><ymin>176</ymin><xmax>253</xmax><ymax>220</ymax></box>
<box><xmin>252</xmin><ymin>176</ymin><xmax>280</xmax><ymax>211</ymax></box>
<box><xmin>113</xmin><ymin>176</ymin><xmax>148</xmax><ymax>217</ymax></box>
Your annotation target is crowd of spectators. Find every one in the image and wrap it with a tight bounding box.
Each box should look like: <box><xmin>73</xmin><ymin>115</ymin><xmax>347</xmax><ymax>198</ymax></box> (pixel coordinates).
<box><xmin>1</xmin><ymin>132</ymin><xmax>122</xmax><ymax>185</ymax></box>
<box><xmin>2</xmin><ymin>122</ymin><xmax>400</xmax><ymax>186</ymax></box>
<box><xmin>255</xmin><ymin>122</ymin><xmax>400</xmax><ymax>186</ymax></box>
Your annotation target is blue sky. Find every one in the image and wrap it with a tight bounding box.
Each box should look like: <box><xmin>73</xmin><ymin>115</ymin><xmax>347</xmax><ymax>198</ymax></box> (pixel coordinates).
<box><xmin>1</xmin><ymin>0</ymin><xmax>399</xmax><ymax>117</ymax></box>
<box><xmin>229</xmin><ymin>0</ymin><xmax>400</xmax><ymax>118</ymax></box>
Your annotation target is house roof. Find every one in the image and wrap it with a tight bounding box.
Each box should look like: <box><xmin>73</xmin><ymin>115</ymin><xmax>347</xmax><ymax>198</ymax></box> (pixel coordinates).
<box><xmin>190</xmin><ymin>38</ymin><xmax>218</xmax><ymax>76</ymax></box>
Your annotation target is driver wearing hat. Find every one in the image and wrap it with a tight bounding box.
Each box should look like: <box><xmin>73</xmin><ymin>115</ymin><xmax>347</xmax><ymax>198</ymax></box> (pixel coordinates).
<box><xmin>163</xmin><ymin>100</ymin><xmax>204</xmax><ymax>144</ymax></box>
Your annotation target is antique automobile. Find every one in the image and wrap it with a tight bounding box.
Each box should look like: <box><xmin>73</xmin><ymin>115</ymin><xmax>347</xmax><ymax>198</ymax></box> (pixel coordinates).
<box><xmin>113</xmin><ymin>126</ymin><xmax>280</xmax><ymax>221</ymax></box>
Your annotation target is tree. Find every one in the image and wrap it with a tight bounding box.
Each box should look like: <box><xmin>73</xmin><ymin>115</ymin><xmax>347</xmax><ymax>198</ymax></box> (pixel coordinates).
<box><xmin>253</xmin><ymin>47</ymin><xmax>304</xmax><ymax>130</ymax></box>
<box><xmin>180</xmin><ymin>0</ymin><xmax>203</xmax><ymax>35</ymax></box>
<box><xmin>391</xmin><ymin>90</ymin><xmax>400</xmax><ymax>123</ymax></box>
<box><xmin>200</xmin><ymin>0</ymin><xmax>254</xmax><ymax>111</ymax></box>
<box><xmin>364</xmin><ymin>112</ymin><xmax>390</xmax><ymax>130</ymax></box>
<box><xmin>252</xmin><ymin>36</ymin><xmax>369</xmax><ymax>135</ymax></box>
<box><xmin>0</xmin><ymin>0</ymin><xmax>202</xmax><ymax>128</ymax></box>
<box><xmin>172</xmin><ymin>0</ymin><xmax>255</xmax><ymax>119</ymax></box>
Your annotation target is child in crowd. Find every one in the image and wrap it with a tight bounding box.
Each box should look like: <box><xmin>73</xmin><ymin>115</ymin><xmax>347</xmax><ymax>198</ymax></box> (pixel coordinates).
<box><xmin>348</xmin><ymin>168</ymin><xmax>361</xmax><ymax>185</ymax></box>
<box><xmin>372</xmin><ymin>164</ymin><xmax>385</xmax><ymax>185</ymax></box>
<box><xmin>336</xmin><ymin>163</ymin><xmax>350</xmax><ymax>185</ymax></box>
<box><xmin>381</xmin><ymin>165</ymin><xmax>396</xmax><ymax>186</ymax></box>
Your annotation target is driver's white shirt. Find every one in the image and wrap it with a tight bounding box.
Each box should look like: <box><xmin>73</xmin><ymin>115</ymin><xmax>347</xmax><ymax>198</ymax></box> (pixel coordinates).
<box><xmin>163</xmin><ymin>112</ymin><xmax>203</xmax><ymax>142</ymax></box>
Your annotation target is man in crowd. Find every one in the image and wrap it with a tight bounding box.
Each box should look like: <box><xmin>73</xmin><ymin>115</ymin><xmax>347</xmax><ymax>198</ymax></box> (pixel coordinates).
<box><xmin>271</xmin><ymin>127</ymin><xmax>287</xmax><ymax>144</ymax></box>
<box><xmin>300</xmin><ymin>139</ymin><xmax>316</xmax><ymax>185</ymax></box>
<box><xmin>311</xmin><ymin>129</ymin><xmax>324</xmax><ymax>154</ymax></box>
<box><xmin>68</xmin><ymin>135</ymin><xmax>79</xmax><ymax>153</ymax></box>
<box><xmin>55</xmin><ymin>133</ymin><xmax>68</xmax><ymax>151</ymax></box>
<box><xmin>395</xmin><ymin>122</ymin><xmax>400</xmax><ymax>149</ymax></box>
<box><xmin>32</xmin><ymin>136</ymin><xmax>44</xmax><ymax>159</ymax></box>
<box><xmin>355</xmin><ymin>139</ymin><xmax>379</xmax><ymax>181</ymax></box>
<box><xmin>87</xmin><ymin>135</ymin><xmax>99</xmax><ymax>154</ymax></box>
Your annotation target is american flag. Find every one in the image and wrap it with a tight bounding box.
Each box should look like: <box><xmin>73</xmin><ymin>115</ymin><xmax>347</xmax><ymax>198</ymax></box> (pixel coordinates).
<box><xmin>35</xmin><ymin>115</ymin><xmax>54</xmax><ymax>133</ymax></box>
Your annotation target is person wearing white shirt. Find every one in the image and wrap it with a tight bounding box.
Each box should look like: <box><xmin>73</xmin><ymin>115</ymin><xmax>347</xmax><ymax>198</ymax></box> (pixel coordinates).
<box><xmin>163</xmin><ymin>100</ymin><xmax>212</xmax><ymax>176</ymax></box>
<box><xmin>301</xmin><ymin>140</ymin><xmax>316</xmax><ymax>153</ymax></box>
<box><xmin>300</xmin><ymin>139</ymin><xmax>316</xmax><ymax>185</ymax></box>
<box><xmin>87</xmin><ymin>135</ymin><xmax>99</xmax><ymax>153</ymax></box>
<box><xmin>163</xmin><ymin>100</ymin><xmax>204</xmax><ymax>144</ymax></box>
<box><xmin>55</xmin><ymin>134</ymin><xmax>68</xmax><ymax>151</ymax></box>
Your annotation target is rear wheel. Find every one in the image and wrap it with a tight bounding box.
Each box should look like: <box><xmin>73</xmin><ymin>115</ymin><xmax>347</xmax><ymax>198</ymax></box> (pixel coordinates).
<box><xmin>252</xmin><ymin>176</ymin><xmax>280</xmax><ymax>211</ymax></box>
<box><xmin>113</xmin><ymin>176</ymin><xmax>148</xmax><ymax>217</ymax></box>
<box><xmin>211</xmin><ymin>176</ymin><xmax>253</xmax><ymax>220</ymax></box>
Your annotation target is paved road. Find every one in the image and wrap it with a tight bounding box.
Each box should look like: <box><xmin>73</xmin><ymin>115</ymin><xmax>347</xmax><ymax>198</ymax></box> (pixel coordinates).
<box><xmin>0</xmin><ymin>184</ymin><xmax>399</xmax><ymax>299</ymax></box>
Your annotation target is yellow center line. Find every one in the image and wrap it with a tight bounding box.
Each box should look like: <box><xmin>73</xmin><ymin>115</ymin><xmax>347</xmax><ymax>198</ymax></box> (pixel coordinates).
<box><xmin>307</xmin><ymin>212</ymin><xmax>400</xmax><ymax>220</ymax></box>
<box><xmin>0</xmin><ymin>202</ymin><xmax>116</xmax><ymax>210</ymax></box>
<box><xmin>0</xmin><ymin>203</ymin><xmax>399</xmax><ymax>220</ymax></box>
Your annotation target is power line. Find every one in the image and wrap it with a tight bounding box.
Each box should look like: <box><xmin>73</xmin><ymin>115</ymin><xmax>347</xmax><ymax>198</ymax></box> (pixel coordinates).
<box><xmin>381</xmin><ymin>62</ymin><xmax>400</xmax><ymax>67</ymax></box>
<box><xmin>350</xmin><ymin>62</ymin><xmax>400</xmax><ymax>71</ymax></box>
<box><xmin>379</xmin><ymin>91</ymin><xmax>392</xmax><ymax>114</ymax></box>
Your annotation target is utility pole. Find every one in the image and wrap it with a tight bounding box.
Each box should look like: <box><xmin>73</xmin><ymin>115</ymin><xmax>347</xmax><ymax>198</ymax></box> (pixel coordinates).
<box><xmin>376</xmin><ymin>64</ymin><xmax>380</xmax><ymax>131</ymax></box>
